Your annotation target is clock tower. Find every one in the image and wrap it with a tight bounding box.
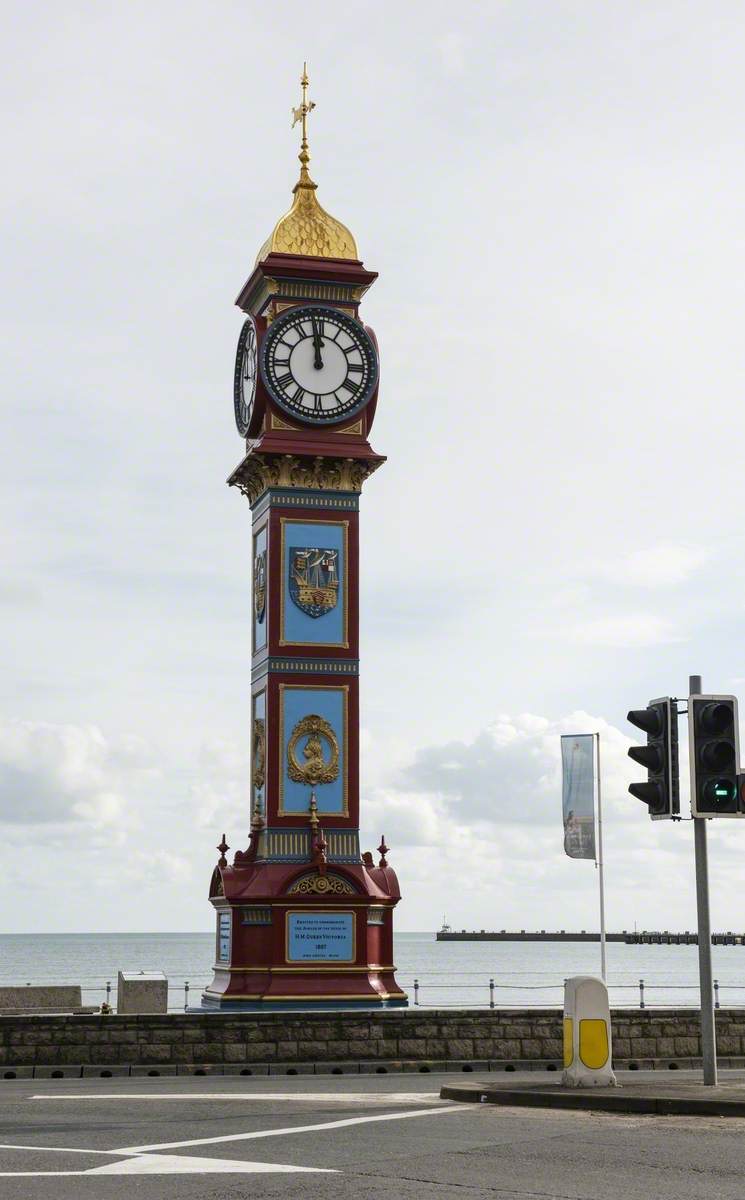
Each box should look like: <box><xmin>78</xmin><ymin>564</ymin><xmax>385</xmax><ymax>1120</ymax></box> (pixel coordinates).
<box><xmin>202</xmin><ymin>68</ymin><xmax>406</xmax><ymax>1009</ymax></box>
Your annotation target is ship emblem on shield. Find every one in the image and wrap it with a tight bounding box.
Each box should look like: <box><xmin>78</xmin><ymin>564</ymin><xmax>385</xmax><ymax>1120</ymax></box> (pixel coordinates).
<box><xmin>289</xmin><ymin>547</ymin><xmax>339</xmax><ymax>618</ymax></box>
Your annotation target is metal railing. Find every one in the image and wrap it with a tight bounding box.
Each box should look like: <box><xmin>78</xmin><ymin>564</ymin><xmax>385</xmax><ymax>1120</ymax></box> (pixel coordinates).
<box><xmin>406</xmin><ymin>975</ymin><xmax>743</xmax><ymax>1010</ymax></box>
<box><xmin>3</xmin><ymin>974</ymin><xmax>745</xmax><ymax>1011</ymax></box>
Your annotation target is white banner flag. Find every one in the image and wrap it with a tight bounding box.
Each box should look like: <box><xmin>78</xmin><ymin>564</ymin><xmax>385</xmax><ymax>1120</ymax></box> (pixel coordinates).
<box><xmin>561</xmin><ymin>734</ymin><xmax>596</xmax><ymax>860</ymax></box>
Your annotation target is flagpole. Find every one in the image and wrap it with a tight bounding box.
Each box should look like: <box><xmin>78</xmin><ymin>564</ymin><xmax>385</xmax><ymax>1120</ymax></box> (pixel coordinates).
<box><xmin>595</xmin><ymin>731</ymin><xmax>607</xmax><ymax>982</ymax></box>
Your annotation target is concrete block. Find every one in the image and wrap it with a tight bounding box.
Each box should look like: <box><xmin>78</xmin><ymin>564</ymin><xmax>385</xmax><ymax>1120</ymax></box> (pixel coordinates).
<box><xmin>313</xmin><ymin>1061</ymin><xmax>360</xmax><ymax>1075</ymax></box>
<box><xmin>82</xmin><ymin>1065</ymin><xmax>131</xmax><ymax>1077</ymax></box>
<box><xmin>0</xmin><ymin>1066</ymin><xmax>34</xmax><ymax>1080</ymax></box>
<box><xmin>177</xmin><ymin>1064</ymin><xmax>225</xmax><ymax>1076</ymax></box>
<box><xmin>223</xmin><ymin>1063</ymin><xmax>270</xmax><ymax>1075</ymax></box>
<box><xmin>269</xmin><ymin>1062</ymin><xmax>314</xmax><ymax>1075</ymax></box>
<box><xmin>401</xmin><ymin>1060</ymin><xmax>450</xmax><ymax>1074</ymax></box>
<box><xmin>130</xmin><ymin>1064</ymin><xmax>178</xmax><ymax>1076</ymax></box>
<box><xmin>359</xmin><ymin>1060</ymin><xmax>404</xmax><ymax>1073</ymax></box>
<box><xmin>0</xmin><ymin>986</ymin><xmax>83</xmax><ymax>1012</ymax></box>
<box><xmin>117</xmin><ymin>972</ymin><xmax>168</xmax><ymax>1015</ymax></box>
<box><xmin>33</xmin><ymin>1065</ymin><xmax>83</xmax><ymax>1078</ymax></box>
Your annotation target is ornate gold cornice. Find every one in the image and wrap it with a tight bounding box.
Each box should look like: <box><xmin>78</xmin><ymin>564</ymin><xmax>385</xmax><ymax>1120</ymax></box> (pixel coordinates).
<box><xmin>288</xmin><ymin>871</ymin><xmax>356</xmax><ymax>896</ymax></box>
<box><xmin>228</xmin><ymin>453</ymin><xmax>381</xmax><ymax>505</ymax></box>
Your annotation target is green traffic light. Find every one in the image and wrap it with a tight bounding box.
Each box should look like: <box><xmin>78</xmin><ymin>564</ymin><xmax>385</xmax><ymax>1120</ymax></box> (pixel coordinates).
<box><xmin>703</xmin><ymin>777</ymin><xmax>738</xmax><ymax>807</ymax></box>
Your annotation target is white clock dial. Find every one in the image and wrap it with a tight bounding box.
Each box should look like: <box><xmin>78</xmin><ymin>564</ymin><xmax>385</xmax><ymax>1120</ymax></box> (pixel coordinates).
<box><xmin>234</xmin><ymin>317</ymin><xmax>258</xmax><ymax>436</ymax></box>
<box><xmin>260</xmin><ymin>305</ymin><xmax>377</xmax><ymax>424</ymax></box>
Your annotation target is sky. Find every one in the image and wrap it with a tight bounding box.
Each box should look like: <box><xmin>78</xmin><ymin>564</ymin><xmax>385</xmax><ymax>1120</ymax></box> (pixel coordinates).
<box><xmin>3</xmin><ymin>1</ymin><xmax>745</xmax><ymax>935</ymax></box>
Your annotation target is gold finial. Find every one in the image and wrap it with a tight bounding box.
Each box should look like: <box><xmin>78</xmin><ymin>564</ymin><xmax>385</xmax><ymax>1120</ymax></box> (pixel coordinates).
<box><xmin>255</xmin><ymin>63</ymin><xmax>358</xmax><ymax>263</ymax></box>
<box><xmin>291</xmin><ymin>62</ymin><xmax>316</xmax><ymax>183</ymax></box>
<box><xmin>308</xmin><ymin>789</ymin><xmax>319</xmax><ymax>832</ymax></box>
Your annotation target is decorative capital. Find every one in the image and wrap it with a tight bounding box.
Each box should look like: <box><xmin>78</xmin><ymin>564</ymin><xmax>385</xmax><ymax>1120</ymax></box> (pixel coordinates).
<box><xmin>229</xmin><ymin>452</ymin><xmax>381</xmax><ymax>505</ymax></box>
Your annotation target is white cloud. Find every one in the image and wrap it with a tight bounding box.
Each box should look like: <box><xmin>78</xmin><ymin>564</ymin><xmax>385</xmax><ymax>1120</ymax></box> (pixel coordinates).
<box><xmin>392</xmin><ymin>710</ymin><xmax>634</xmax><ymax>832</ymax></box>
<box><xmin>0</xmin><ymin>720</ymin><xmax>135</xmax><ymax>826</ymax></box>
<box><xmin>569</xmin><ymin>613</ymin><xmax>683</xmax><ymax>647</ymax></box>
<box><xmin>123</xmin><ymin>850</ymin><xmax>192</xmax><ymax>885</ymax></box>
<box><xmin>436</xmin><ymin>31</ymin><xmax>467</xmax><ymax>76</ymax></box>
<box><xmin>599</xmin><ymin>544</ymin><xmax>709</xmax><ymax>588</ymax></box>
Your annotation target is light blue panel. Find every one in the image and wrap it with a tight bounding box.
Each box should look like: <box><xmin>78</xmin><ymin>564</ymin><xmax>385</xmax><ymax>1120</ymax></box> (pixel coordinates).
<box><xmin>282</xmin><ymin>520</ymin><xmax>346</xmax><ymax>646</ymax></box>
<box><xmin>287</xmin><ymin>912</ymin><xmax>354</xmax><ymax>962</ymax></box>
<box><xmin>281</xmin><ymin>685</ymin><xmax>346</xmax><ymax>815</ymax></box>
<box><xmin>254</xmin><ymin>525</ymin><xmax>267</xmax><ymax>652</ymax></box>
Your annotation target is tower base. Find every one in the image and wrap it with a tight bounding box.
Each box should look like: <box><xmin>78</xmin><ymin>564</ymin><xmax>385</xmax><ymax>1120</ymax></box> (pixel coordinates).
<box><xmin>204</xmin><ymin>857</ymin><xmax>407</xmax><ymax>1011</ymax></box>
<box><xmin>195</xmin><ymin>994</ymin><xmax>408</xmax><ymax>1012</ymax></box>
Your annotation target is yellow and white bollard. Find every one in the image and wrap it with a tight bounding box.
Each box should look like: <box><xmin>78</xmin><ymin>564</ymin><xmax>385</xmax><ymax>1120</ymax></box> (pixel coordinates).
<box><xmin>562</xmin><ymin>975</ymin><xmax>617</xmax><ymax>1088</ymax></box>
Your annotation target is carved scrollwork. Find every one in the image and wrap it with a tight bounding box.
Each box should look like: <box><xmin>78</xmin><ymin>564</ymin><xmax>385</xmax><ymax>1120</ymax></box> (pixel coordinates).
<box><xmin>288</xmin><ymin>872</ymin><xmax>355</xmax><ymax>896</ymax></box>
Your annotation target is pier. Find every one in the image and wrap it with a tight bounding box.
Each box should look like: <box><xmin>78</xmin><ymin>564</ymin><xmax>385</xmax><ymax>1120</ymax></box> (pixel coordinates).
<box><xmin>436</xmin><ymin>929</ymin><xmax>745</xmax><ymax>945</ymax></box>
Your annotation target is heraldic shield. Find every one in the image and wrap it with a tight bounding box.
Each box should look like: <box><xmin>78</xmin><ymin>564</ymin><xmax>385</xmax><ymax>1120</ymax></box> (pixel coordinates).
<box><xmin>289</xmin><ymin>547</ymin><xmax>339</xmax><ymax>618</ymax></box>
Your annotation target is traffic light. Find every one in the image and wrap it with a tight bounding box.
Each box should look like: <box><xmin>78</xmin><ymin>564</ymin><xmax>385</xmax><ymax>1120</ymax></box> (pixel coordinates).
<box><xmin>689</xmin><ymin>695</ymin><xmax>742</xmax><ymax>816</ymax></box>
<box><xmin>627</xmin><ymin>698</ymin><xmax>679</xmax><ymax>819</ymax></box>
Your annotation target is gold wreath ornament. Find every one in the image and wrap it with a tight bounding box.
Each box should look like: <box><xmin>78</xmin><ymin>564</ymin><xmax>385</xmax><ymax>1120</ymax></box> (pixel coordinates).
<box><xmin>287</xmin><ymin>714</ymin><xmax>339</xmax><ymax>786</ymax></box>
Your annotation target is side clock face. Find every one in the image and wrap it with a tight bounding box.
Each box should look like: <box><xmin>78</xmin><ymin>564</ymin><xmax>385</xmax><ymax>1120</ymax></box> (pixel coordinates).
<box><xmin>234</xmin><ymin>317</ymin><xmax>258</xmax><ymax>436</ymax></box>
<box><xmin>260</xmin><ymin>305</ymin><xmax>378</xmax><ymax>425</ymax></box>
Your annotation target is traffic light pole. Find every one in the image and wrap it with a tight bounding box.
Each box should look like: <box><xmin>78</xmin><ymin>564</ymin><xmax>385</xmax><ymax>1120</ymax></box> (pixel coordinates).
<box><xmin>690</xmin><ymin>674</ymin><xmax>718</xmax><ymax>1086</ymax></box>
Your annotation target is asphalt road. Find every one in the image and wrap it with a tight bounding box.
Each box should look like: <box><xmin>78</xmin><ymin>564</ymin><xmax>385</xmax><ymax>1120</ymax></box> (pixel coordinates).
<box><xmin>2</xmin><ymin>1070</ymin><xmax>745</xmax><ymax>1199</ymax></box>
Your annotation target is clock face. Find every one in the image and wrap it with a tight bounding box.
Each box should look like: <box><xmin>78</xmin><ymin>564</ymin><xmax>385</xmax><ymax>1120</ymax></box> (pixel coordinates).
<box><xmin>234</xmin><ymin>317</ymin><xmax>258</xmax><ymax>436</ymax></box>
<box><xmin>260</xmin><ymin>305</ymin><xmax>378</xmax><ymax>425</ymax></box>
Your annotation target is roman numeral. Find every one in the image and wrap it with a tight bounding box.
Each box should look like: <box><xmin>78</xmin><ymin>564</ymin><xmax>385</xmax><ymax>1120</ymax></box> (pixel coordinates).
<box><xmin>346</xmin><ymin>363</ymin><xmax>363</xmax><ymax>374</ymax></box>
<box><xmin>276</xmin><ymin>372</ymin><xmax>293</xmax><ymax>389</ymax></box>
<box><xmin>340</xmin><ymin>379</ymin><xmax>357</xmax><ymax>394</ymax></box>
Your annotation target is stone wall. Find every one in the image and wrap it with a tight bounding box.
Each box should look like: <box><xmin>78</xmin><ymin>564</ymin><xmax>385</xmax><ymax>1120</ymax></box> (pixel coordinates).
<box><xmin>2</xmin><ymin>1008</ymin><xmax>745</xmax><ymax>1077</ymax></box>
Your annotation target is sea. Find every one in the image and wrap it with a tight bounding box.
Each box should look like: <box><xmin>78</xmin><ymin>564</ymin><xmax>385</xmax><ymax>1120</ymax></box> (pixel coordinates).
<box><xmin>2</xmin><ymin>931</ymin><xmax>745</xmax><ymax>1011</ymax></box>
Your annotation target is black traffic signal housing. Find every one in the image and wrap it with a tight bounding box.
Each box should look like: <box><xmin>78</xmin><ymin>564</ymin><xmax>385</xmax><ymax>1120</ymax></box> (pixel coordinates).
<box><xmin>627</xmin><ymin>697</ymin><xmax>679</xmax><ymax>819</ymax></box>
<box><xmin>689</xmin><ymin>694</ymin><xmax>742</xmax><ymax>817</ymax></box>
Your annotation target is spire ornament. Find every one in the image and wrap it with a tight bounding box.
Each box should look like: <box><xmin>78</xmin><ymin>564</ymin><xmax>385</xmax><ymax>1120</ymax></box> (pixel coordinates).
<box><xmin>255</xmin><ymin>63</ymin><xmax>359</xmax><ymax>264</ymax></box>
<box><xmin>291</xmin><ymin>61</ymin><xmax>316</xmax><ymax>185</ymax></box>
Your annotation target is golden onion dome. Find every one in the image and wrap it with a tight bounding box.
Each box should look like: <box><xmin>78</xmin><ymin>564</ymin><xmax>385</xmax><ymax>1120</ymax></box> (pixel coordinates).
<box><xmin>256</xmin><ymin>65</ymin><xmax>358</xmax><ymax>265</ymax></box>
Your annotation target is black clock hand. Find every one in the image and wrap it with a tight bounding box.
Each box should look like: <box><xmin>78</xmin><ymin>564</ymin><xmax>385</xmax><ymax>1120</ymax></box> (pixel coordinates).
<box><xmin>310</xmin><ymin>314</ymin><xmax>324</xmax><ymax>369</ymax></box>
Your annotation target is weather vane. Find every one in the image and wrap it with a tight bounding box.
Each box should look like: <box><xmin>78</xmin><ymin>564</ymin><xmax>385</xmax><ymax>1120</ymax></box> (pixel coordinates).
<box><xmin>291</xmin><ymin>62</ymin><xmax>316</xmax><ymax>176</ymax></box>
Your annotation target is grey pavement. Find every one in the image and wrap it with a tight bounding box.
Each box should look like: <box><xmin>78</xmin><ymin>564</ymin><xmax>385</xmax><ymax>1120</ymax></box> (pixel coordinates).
<box><xmin>1</xmin><ymin>1070</ymin><xmax>745</xmax><ymax>1198</ymax></box>
<box><xmin>443</xmin><ymin>1069</ymin><xmax>745</xmax><ymax>1116</ymax></box>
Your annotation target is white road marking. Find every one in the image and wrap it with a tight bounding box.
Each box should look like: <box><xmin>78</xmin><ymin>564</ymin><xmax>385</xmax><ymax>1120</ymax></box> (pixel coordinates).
<box><xmin>0</xmin><ymin>1095</ymin><xmax>469</xmax><ymax>1177</ymax></box>
<box><xmin>116</xmin><ymin>1103</ymin><xmax>467</xmax><ymax>1154</ymax></box>
<box><xmin>0</xmin><ymin>1144</ymin><xmax>116</xmax><ymax>1155</ymax></box>
<box><xmin>0</xmin><ymin>1153</ymin><xmax>332</xmax><ymax>1177</ymax></box>
<box><xmin>89</xmin><ymin>1153</ymin><xmax>332</xmax><ymax>1175</ymax></box>
<box><xmin>31</xmin><ymin>1091</ymin><xmax>445</xmax><ymax>1104</ymax></box>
